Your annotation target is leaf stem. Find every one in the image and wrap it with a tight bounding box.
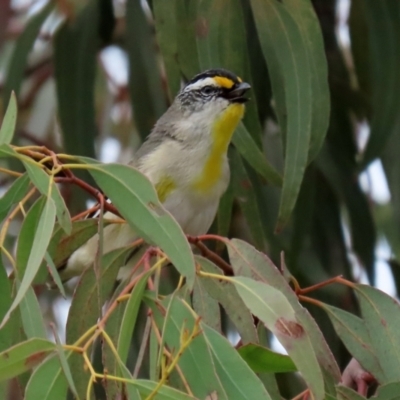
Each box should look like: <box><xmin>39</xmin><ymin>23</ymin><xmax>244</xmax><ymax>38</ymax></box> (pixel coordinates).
<box><xmin>0</xmin><ymin>167</ymin><xmax>22</xmax><ymax>177</ymax></box>
<box><xmin>145</xmin><ymin>318</ymin><xmax>201</xmax><ymax>400</ymax></box>
<box><xmin>197</xmin><ymin>270</ymin><xmax>232</xmax><ymax>282</ymax></box>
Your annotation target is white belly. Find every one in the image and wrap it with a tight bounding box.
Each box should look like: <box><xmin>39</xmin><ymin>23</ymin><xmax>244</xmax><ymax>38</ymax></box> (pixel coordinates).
<box><xmin>162</xmin><ymin>188</ymin><xmax>220</xmax><ymax>236</ymax></box>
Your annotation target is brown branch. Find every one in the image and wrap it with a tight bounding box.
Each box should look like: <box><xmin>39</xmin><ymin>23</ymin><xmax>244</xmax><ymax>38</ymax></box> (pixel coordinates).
<box><xmin>56</xmin><ymin>175</ymin><xmax>121</xmax><ymax>218</ymax></box>
<box><xmin>188</xmin><ymin>236</ymin><xmax>233</xmax><ymax>276</ymax></box>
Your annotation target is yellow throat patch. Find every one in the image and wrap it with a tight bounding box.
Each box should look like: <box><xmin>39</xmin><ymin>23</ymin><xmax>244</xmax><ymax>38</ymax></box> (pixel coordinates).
<box><xmin>193</xmin><ymin>103</ymin><xmax>245</xmax><ymax>193</ymax></box>
<box><xmin>155</xmin><ymin>176</ymin><xmax>176</xmax><ymax>203</ymax></box>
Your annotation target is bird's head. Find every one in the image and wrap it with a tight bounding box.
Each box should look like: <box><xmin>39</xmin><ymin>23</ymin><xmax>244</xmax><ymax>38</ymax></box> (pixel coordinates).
<box><xmin>177</xmin><ymin>68</ymin><xmax>251</xmax><ymax>116</ymax></box>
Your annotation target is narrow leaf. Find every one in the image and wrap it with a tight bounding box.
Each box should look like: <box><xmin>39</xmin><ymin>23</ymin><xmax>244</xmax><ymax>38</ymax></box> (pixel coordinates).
<box><xmin>117</xmin><ymin>270</ymin><xmax>151</xmax><ymax>362</ymax></box>
<box><xmin>1</xmin><ymin>196</ymin><xmax>56</xmax><ymax>328</ymax></box>
<box><xmin>193</xmin><ymin>278</ymin><xmax>221</xmax><ymax>332</ymax></box>
<box><xmin>53</xmin><ymin>330</ymin><xmax>78</xmax><ymax>398</ymax></box>
<box><xmin>250</xmin><ymin>0</ymin><xmax>312</xmax><ymax>231</ymax></box>
<box><xmin>355</xmin><ymin>284</ymin><xmax>400</xmax><ymax>383</ymax></box>
<box><xmin>3</xmin><ymin>2</ymin><xmax>54</xmax><ymax>102</ymax></box>
<box><xmin>150</xmin><ymin>296</ymin><xmax>228</xmax><ymax>399</ymax></box>
<box><xmin>19</xmin><ymin>287</ymin><xmax>47</xmax><ymax>339</ymax></box>
<box><xmin>361</xmin><ymin>1</ymin><xmax>400</xmax><ymax>167</ymax></box>
<box><xmin>202</xmin><ymin>323</ymin><xmax>273</xmax><ymax>400</ymax></box>
<box><xmin>232</xmin><ymin>276</ymin><xmax>324</xmax><ymax>399</ymax></box>
<box><xmin>23</xmin><ymin>161</ymin><xmax>71</xmax><ymax>234</ymax></box>
<box><xmin>196</xmin><ymin>256</ymin><xmax>258</xmax><ymax>344</ymax></box>
<box><xmin>126</xmin><ymin>0</ymin><xmax>167</xmax><ymax>141</ymax></box>
<box><xmin>284</xmin><ymin>0</ymin><xmax>330</xmax><ymax>162</ymax></box>
<box><xmin>0</xmin><ymin>173</ymin><xmax>30</xmax><ymax>224</ymax></box>
<box><xmin>227</xmin><ymin>238</ymin><xmax>341</xmax><ymax>382</ymax></box>
<box><xmin>85</xmin><ymin>162</ymin><xmax>195</xmax><ymax>288</ymax></box>
<box><xmin>233</xmin><ymin>123</ymin><xmax>282</xmax><ymax>186</ymax></box>
<box><xmin>230</xmin><ymin>149</ymin><xmax>267</xmax><ymax>250</ymax></box>
<box><xmin>0</xmin><ymin>255</ymin><xmax>22</xmax><ymax>352</ymax></box>
<box><xmin>323</xmin><ymin>304</ymin><xmax>385</xmax><ymax>382</ymax></box>
<box><xmin>0</xmin><ymin>92</ymin><xmax>17</xmax><ymax>145</ymax></box>
<box><xmin>66</xmin><ymin>247</ymin><xmax>132</xmax><ymax>398</ymax></box>
<box><xmin>153</xmin><ymin>0</ymin><xmax>181</xmax><ymax>98</ymax></box>
<box><xmin>25</xmin><ymin>355</ymin><xmax>68</xmax><ymax>400</ymax></box>
<box><xmin>54</xmin><ymin>1</ymin><xmax>97</xmax><ymax>158</ymax></box>
<box><xmin>175</xmin><ymin>0</ymin><xmax>200</xmax><ymax>79</ymax></box>
<box><xmin>0</xmin><ymin>339</ymin><xmax>55</xmax><ymax>381</ymax></box>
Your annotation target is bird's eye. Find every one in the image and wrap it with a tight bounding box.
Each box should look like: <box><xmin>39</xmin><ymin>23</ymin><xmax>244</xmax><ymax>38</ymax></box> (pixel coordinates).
<box><xmin>201</xmin><ymin>86</ymin><xmax>214</xmax><ymax>96</ymax></box>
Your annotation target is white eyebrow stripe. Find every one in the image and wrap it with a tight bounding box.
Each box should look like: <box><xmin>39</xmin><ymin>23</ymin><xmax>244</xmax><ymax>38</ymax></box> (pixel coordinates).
<box><xmin>184</xmin><ymin>77</ymin><xmax>218</xmax><ymax>91</ymax></box>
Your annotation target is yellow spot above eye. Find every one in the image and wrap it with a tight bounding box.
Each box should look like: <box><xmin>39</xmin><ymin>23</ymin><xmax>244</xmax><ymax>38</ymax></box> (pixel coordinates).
<box><xmin>192</xmin><ymin>103</ymin><xmax>245</xmax><ymax>193</ymax></box>
<box><xmin>213</xmin><ymin>76</ymin><xmax>235</xmax><ymax>89</ymax></box>
<box><xmin>155</xmin><ymin>176</ymin><xmax>176</xmax><ymax>203</ymax></box>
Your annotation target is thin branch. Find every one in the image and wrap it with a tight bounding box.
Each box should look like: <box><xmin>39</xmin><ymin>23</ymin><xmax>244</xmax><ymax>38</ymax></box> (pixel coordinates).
<box><xmin>188</xmin><ymin>236</ymin><xmax>233</xmax><ymax>275</ymax></box>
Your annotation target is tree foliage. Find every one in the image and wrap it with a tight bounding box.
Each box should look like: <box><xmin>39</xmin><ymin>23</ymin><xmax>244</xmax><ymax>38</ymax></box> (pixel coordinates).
<box><xmin>0</xmin><ymin>0</ymin><xmax>399</xmax><ymax>399</ymax></box>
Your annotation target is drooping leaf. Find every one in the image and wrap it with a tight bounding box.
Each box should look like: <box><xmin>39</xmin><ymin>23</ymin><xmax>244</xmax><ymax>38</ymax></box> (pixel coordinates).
<box><xmin>83</xmin><ymin>162</ymin><xmax>195</xmax><ymax>288</ymax></box>
<box><xmin>150</xmin><ymin>296</ymin><xmax>228</xmax><ymax>399</ymax></box>
<box><xmin>117</xmin><ymin>270</ymin><xmax>152</xmax><ymax>363</ymax></box>
<box><xmin>174</xmin><ymin>0</ymin><xmax>199</xmax><ymax>79</ymax></box>
<box><xmin>126</xmin><ymin>0</ymin><xmax>167</xmax><ymax>141</ymax></box>
<box><xmin>24</xmin><ymin>355</ymin><xmax>68</xmax><ymax>400</ymax></box>
<box><xmin>66</xmin><ymin>246</ymin><xmax>132</xmax><ymax>398</ymax></box>
<box><xmin>323</xmin><ymin>304</ymin><xmax>385</xmax><ymax>382</ymax></box>
<box><xmin>0</xmin><ymin>254</ymin><xmax>23</xmax><ymax>352</ymax></box>
<box><xmin>0</xmin><ymin>339</ymin><xmax>56</xmax><ymax>381</ymax></box>
<box><xmin>196</xmin><ymin>256</ymin><xmax>258</xmax><ymax>344</ymax></box>
<box><xmin>3</xmin><ymin>2</ymin><xmax>54</xmax><ymax>103</ymax></box>
<box><xmin>54</xmin><ymin>0</ymin><xmax>98</xmax><ymax>158</ymax></box>
<box><xmin>192</xmin><ymin>0</ymin><xmax>220</xmax><ymax>70</ymax></box>
<box><xmin>227</xmin><ymin>239</ymin><xmax>341</xmax><ymax>386</ymax></box>
<box><xmin>19</xmin><ymin>287</ymin><xmax>47</xmax><ymax>339</ymax></box>
<box><xmin>349</xmin><ymin>0</ymin><xmax>371</xmax><ymax>116</ymax></box>
<box><xmin>250</xmin><ymin>0</ymin><xmax>312</xmax><ymax>231</ymax></box>
<box><xmin>233</xmin><ymin>123</ymin><xmax>282</xmax><ymax>187</ymax></box>
<box><xmin>317</xmin><ymin>146</ymin><xmax>376</xmax><ymax>282</ymax></box>
<box><xmin>50</xmin><ymin>218</ymin><xmax>108</xmax><ymax>268</ymax></box>
<box><xmin>1</xmin><ymin>195</ymin><xmax>56</xmax><ymax>328</ymax></box>
<box><xmin>230</xmin><ymin>148</ymin><xmax>268</xmax><ymax>250</ymax></box>
<box><xmin>151</xmin><ymin>296</ymin><xmax>273</xmax><ymax>399</ymax></box>
<box><xmin>153</xmin><ymin>0</ymin><xmax>181</xmax><ymax>99</ymax></box>
<box><xmin>53</xmin><ymin>330</ymin><xmax>78</xmax><ymax>398</ymax></box>
<box><xmin>0</xmin><ymin>173</ymin><xmax>30</xmax><ymax>226</ymax></box>
<box><xmin>217</xmin><ymin>177</ymin><xmax>234</xmax><ymax>240</ymax></box>
<box><xmin>283</xmin><ymin>0</ymin><xmax>330</xmax><ymax>162</ymax></box>
<box><xmin>355</xmin><ymin>284</ymin><xmax>400</xmax><ymax>383</ymax></box>
<box><xmin>193</xmin><ymin>278</ymin><xmax>221</xmax><ymax>332</ymax></box>
<box><xmin>23</xmin><ymin>161</ymin><xmax>71</xmax><ymax>235</ymax></box>
<box><xmin>0</xmin><ymin>92</ymin><xmax>17</xmax><ymax>145</ymax></box>
<box><xmin>360</xmin><ymin>1</ymin><xmax>400</xmax><ymax>168</ymax></box>
<box><xmin>202</xmin><ymin>323</ymin><xmax>273</xmax><ymax>400</ymax></box>
<box><xmin>231</xmin><ymin>276</ymin><xmax>324</xmax><ymax>399</ymax></box>
<box><xmin>16</xmin><ymin>196</ymin><xmax>46</xmax><ymax>278</ymax></box>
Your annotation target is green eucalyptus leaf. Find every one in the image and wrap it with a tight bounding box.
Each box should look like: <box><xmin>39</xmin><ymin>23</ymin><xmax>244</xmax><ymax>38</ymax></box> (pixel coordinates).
<box><xmin>0</xmin><ymin>92</ymin><xmax>17</xmax><ymax>145</ymax></box>
<box><xmin>0</xmin><ymin>339</ymin><xmax>56</xmax><ymax>381</ymax></box>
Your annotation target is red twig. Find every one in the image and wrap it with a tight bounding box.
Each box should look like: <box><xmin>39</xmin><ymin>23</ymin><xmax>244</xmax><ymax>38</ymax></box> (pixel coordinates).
<box><xmin>188</xmin><ymin>236</ymin><xmax>233</xmax><ymax>275</ymax></box>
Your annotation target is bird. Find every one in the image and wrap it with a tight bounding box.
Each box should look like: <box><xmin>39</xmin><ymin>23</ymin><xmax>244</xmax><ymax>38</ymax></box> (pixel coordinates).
<box><xmin>57</xmin><ymin>68</ymin><xmax>251</xmax><ymax>283</ymax></box>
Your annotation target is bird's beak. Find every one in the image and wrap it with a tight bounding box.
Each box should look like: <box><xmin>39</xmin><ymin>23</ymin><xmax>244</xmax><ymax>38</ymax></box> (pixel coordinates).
<box><xmin>224</xmin><ymin>82</ymin><xmax>251</xmax><ymax>103</ymax></box>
